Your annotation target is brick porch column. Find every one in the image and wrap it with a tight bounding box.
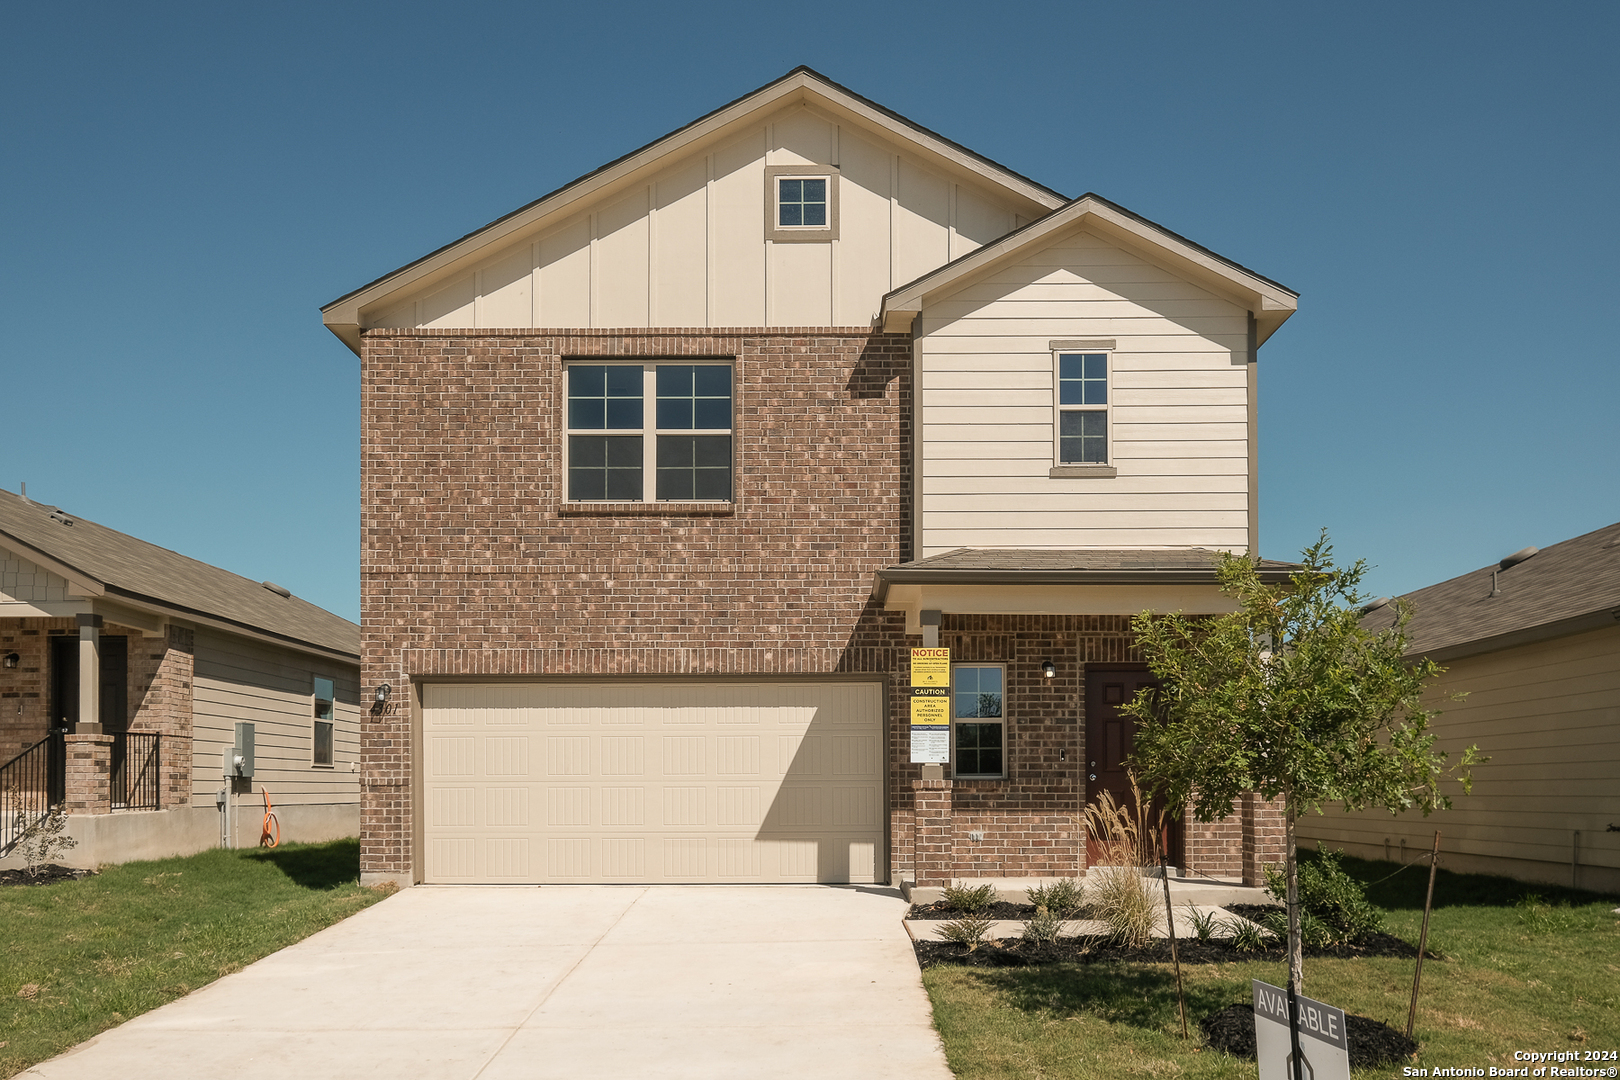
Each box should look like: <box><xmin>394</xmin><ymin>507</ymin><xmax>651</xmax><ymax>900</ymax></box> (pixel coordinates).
<box><xmin>911</xmin><ymin>775</ymin><xmax>954</xmax><ymax>887</ymax></box>
<box><xmin>63</xmin><ymin>732</ymin><xmax>113</xmax><ymax>815</ymax></box>
<box><xmin>1241</xmin><ymin>792</ymin><xmax>1287</xmax><ymax>886</ymax></box>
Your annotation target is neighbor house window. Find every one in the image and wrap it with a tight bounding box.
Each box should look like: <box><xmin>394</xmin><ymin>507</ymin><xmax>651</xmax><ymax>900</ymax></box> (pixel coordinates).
<box><xmin>312</xmin><ymin>676</ymin><xmax>334</xmax><ymax>767</ymax></box>
<box><xmin>567</xmin><ymin>363</ymin><xmax>733</xmax><ymax>502</ymax></box>
<box><xmin>763</xmin><ymin>166</ymin><xmax>839</xmax><ymax>242</ymax></box>
<box><xmin>953</xmin><ymin>664</ymin><xmax>1004</xmax><ymax>778</ymax></box>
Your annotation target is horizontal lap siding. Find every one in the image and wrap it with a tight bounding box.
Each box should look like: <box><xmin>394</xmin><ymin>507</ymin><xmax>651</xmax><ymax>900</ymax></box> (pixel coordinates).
<box><xmin>1300</xmin><ymin>625</ymin><xmax>1620</xmax><ymax>873</ymax></box>
<box><xmin>191</xmin><ymin>629</ymin><xmax>361</xmax><ymax>807</ymax></box>
<box><xmin>916</xmin><ymin>231</ymin><xmax>1251</xmax><ymax>554</ymax></box>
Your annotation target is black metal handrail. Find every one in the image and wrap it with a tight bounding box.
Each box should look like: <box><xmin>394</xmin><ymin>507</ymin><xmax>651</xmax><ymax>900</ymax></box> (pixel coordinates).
<box><xmin>1</xmin><ymin>732</ymin><xmax>65</xmax><ymax>855</ymax></box>
<box><xmin>111</xmin><ymin>732</ymin><xmax>161</xmax><ymax>811</ymax></box>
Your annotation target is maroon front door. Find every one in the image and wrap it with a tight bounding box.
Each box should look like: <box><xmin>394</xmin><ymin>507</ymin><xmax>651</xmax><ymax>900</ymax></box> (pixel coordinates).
<box><xmin>1084</xmin><ymin>665</ymin><xmax>1179</xmax><ymax>866</ymax></box>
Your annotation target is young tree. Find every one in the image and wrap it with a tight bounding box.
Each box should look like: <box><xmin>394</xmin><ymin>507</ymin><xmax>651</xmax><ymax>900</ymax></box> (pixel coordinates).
<box><xmin>1123</xmin><ymin>533</ymin><xmax>1479</xmax><ymax>1002</ymax></box>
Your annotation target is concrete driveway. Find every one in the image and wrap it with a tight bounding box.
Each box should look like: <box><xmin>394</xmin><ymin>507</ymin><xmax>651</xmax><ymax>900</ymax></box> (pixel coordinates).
<box><xmin>22</xmin><ymin>884</ymin><xmax>952</xmax><ymax>1080</ymax></box>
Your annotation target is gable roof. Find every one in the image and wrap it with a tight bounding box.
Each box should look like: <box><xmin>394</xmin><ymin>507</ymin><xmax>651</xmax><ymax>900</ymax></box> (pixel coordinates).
<box><xmin>0</xmin><ymin>488</ymin><xmax>358</xmax><ymax>662</ymax></box>
<box><xmin>1363</xmin><ymin>521</ymin><xmax>1620</xmax><ymax>661</ymax></box>
<box><xmin>321</xmin><ymin>66</ymin><xmax>1070</xmax><ymax>355</ymax></box>
<box><xmin>879</xmin><ymin>192</ymin><xmax>1299</xmax><ymax>343</ymax></box>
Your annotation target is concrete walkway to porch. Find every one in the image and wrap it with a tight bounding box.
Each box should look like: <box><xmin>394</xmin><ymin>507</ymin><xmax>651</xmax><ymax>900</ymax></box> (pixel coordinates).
<box><xmin>21</xmin><ymin>884</ymin><xmax>952</xmax><ymax>1080</ymax></box>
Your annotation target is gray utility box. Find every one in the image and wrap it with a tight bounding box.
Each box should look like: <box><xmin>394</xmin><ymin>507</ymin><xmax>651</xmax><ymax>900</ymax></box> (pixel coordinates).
<box><xmin>233</xmin><ymin>722</ymin><xmax>255</xmax><ymax>778</ymax></box>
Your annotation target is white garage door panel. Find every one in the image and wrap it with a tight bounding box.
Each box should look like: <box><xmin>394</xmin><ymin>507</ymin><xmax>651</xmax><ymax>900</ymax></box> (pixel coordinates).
<box><xmin>422</xmin><ymin>681</ymin><xmax>885</xmax><ymax>884</ymax></box>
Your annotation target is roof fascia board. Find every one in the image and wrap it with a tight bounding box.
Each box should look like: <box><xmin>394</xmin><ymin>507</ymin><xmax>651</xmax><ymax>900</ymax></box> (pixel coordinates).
<box><xmin>882</xmin><ymin>197</ymin><xmax>1298</xmax><ymax>341</ymax></box>
<box><xmin>1418</xmin><ymin>607</ymin><xmax>1620</xmax><ymax>664</ymax></box>
<box><xmin>870</xmin><ymin>564</ymin><xmax>1294</xmax><ymax>603</ymax></box>
<box><xmin>0</xmin><ymin>534</ymin><xmax>106</xmax><ymax>598</ymax></box>
<box><xmin>323</xmin><ymin>69</ymin><xmax>1069</xmax><ymax>355</ymax></box>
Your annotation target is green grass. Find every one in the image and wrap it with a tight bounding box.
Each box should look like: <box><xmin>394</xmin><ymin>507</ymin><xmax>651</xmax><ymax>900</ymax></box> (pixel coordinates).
<box><xmin>0</xmin><ymin>839</ymin><xmax>390</xmax><ymax>1078</ymax></box>
<box><xmin>923</xmin><ymin>851</ymin><xmax>1620</xmax><ymax>1079</ymax></box>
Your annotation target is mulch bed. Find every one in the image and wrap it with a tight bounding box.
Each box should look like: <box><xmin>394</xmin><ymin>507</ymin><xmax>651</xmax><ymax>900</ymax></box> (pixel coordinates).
<box><xmin>0</xmin><ymin>864</ymin><xmax>96</xmax><ymax>887</ymax></box>
<box><xmin>908</xmin><ymin>899</ymin><xmax>1042</xmax><ymax>921</ymax></box>
<box><xmin>1200</xmin><ymin>1002</ymin><xmax>1418</xmax><ymax>1068</ymax></box>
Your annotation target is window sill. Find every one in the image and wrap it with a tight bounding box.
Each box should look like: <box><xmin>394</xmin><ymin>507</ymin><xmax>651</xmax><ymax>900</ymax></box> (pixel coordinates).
<box><xmin>559</xmin><ymin>501</ymin><xmax>735</xmax><ymax>517</ymax></box>
<box><xmin>1050</xmin><ymin>465</ymin><xmax>1117</xmax><ymax>479</ymax></box>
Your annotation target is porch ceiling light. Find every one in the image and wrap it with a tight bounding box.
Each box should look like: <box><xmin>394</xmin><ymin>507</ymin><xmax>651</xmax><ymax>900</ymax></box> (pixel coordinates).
<box><xmin>1041</xmin><ymin>659</ymin><xmax>1056</xmax><ymax>679</ymax></box>
<box><xmin>2</xmin><ymin>652</ymin><xmax>18</xmax><ymax>669</ymax></box>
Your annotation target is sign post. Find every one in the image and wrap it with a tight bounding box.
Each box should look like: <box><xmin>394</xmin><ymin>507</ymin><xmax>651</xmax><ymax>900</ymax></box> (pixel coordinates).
<box><xmin>1252</xmin><ymin>980</ymin><xmax>1350</xmax><ymax>1080</ymax></box>
<box><xmin>909</xmin><ymin>648</ymin><xmax>950</xmax><ymax>764</ymax></box>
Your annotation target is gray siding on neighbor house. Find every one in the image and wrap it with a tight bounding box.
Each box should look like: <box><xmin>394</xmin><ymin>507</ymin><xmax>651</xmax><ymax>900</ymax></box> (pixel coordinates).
<box><xmin>190</xmin><ymin>628</ymin><xmax>361</xmax><ymax>807</ymax></box>
<box><xmin>1300</xmin><ymin>623</ymin><xmax>1620</xmax><ymax>891</ymax></box>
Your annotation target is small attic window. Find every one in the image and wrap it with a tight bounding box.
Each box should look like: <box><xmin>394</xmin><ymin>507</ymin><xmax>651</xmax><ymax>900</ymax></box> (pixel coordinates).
<box><xmin>778</xmin><ymin>178</ymin><xmax>826</xmax><ymax>227</ymax></box>
<box><xmin>764</xmin><ymin>165</ymin><xmax>839</xmax><ymax>242</ymax></box>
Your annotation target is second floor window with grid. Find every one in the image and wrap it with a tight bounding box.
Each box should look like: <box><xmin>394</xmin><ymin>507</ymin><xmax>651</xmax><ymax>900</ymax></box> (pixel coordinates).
<box><xmin>567</xmin><ymin>363</ymin><xmax>733</xmax><ymax>502</ymax></box>
<box><xmin>1057</xmin><ymin>352</ymin><xmax>1109</xmax><ymax>464</ymax></box>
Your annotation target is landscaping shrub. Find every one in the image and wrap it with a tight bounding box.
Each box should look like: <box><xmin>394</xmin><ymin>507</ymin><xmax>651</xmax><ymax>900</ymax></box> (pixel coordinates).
<box><xmin>941</xmin><ymin>880</ymin><xmax>998</xmax><ymax>915</ymax></box>
<box><xmin>936</xmin><ymin>915</ymin><xmax>993</xmax><ymax>950</ymax></box>
<box><xmin>1265</xmin><ymin>847</ymin><xmax>1385</xmax><ymax>944</ymax></box>
<box><xmin>1027</xmin><ymin>878</ymin><xmax>1083</xmax><ymax>919</ymax></box>
<box><xmin>1021</xmin><ymin>908</ymin><xmax>1065</xmax><ymax>945</ymax></box>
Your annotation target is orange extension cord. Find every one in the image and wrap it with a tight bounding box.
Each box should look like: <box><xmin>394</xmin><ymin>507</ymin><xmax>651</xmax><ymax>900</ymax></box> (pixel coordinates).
<box><xmin>259</xmin><ymin>788</ymin><xmax>280</xmax><ymax>848</ymax></box>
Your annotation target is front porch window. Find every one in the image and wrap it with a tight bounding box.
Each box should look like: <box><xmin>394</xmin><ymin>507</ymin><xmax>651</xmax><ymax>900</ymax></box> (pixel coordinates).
<box><xmin>952</xmin><ymin>664</ymin><xmax>1004</xmax><ymax>778</ymax></box>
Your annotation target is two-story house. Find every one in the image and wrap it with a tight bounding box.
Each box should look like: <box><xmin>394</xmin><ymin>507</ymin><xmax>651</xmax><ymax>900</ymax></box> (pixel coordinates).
<box><xmin>323</xmin><ymin>68</ymin><xmax>1298</xmax><ymax>890</ymax></box>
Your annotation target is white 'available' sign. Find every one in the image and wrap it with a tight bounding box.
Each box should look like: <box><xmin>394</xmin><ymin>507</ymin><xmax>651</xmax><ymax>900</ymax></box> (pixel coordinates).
<box><xmin>1253</xmin><ymin>979</ymin><xmax>1351</xmax><ymax>1080</ymax></box>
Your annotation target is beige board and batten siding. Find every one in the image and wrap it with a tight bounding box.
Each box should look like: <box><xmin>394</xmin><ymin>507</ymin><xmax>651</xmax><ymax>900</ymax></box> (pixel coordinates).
<box><xmin>915</xmin><ymin>229</ymin><xmax>1252</xmax><ymax>555</ymax></box>
<box><xmin>190</xmin><ymin>628</ymin><xmax>361</xmax><ymax>807</ymax></box>
<box><xmin>363</xmin><ymin>105</ymin><xmax>1028</xmax><ymax>333</ymax></box>
<box><xmin>421</xmin><ymin>680</ymin><xmax>885</xmax><ymax>885</ymax></box>
<box><xmin>1300</xmin><ymin>624</ymin><xmax>1620</xmax><ymax>893</ymax></box>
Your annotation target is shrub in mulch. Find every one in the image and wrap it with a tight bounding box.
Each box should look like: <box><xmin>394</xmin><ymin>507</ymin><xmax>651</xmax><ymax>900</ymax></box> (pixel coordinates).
<box><xmin>1200</xmin><ymin>1002</ymin><xmax>1418</xmax><ymax>1068</ymax></box>
<box><xmin>0</xmin><ymin>864</ymin><xmax>96</xmax><ymax>887</ymax></box>
<box><xmin>911</xmin><ymin>909</ymin><xmax>1431</xmax><ymax>969</ymax></box>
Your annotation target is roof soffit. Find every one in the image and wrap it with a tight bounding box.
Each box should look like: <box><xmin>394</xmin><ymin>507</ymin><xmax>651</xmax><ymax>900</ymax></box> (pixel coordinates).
<box><xmin>881</xmin><ymin>195</ymin><xmax>1299</xmax><ymax>343</ymax></box>
<box><xmin>322</xmin><ymin>68</ymin><xmax>1070</xmax><ymax>353</ymax></box>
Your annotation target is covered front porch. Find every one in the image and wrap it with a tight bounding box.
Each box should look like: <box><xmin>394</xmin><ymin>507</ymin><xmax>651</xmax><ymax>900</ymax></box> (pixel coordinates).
<box><xmin>1</xmin><ymin>610</ymin><xmax>191</xmax><ymax>858</ymax></box>
<box><xmin>876</xmin><ymin>548</ymin><xmax>1293</xmax><ymax>890</ymax></box>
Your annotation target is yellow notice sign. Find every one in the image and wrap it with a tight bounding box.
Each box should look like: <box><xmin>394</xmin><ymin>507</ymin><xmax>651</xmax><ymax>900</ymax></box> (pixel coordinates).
<box><xmin>910</xmin><ymin>648</ymin><xmax>950</xmax><ymax>687</ymax></box>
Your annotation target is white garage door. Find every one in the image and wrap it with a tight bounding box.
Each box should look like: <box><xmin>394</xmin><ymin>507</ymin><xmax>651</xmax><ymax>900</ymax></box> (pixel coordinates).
<box><xmin>421</xmin><ymin>681</ymin><xmax>885</xmax><ymax>884</ymax></box>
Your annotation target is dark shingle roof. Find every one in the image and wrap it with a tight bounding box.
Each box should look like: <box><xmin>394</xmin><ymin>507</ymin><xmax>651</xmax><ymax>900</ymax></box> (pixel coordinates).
<box><xmin>0</xmin><ymin>488</ymin><xmax>357</xmax><ymax>659</ymax></box>
<box><xmin>1363</xmin><ymin>521</ymin><xmax>1620</xmax><ymax>658</ymax></box>
<box><xmin>872</xmin><ymin>549</ymin><xmax>1300</xmax><ymax>600</ymax></box>
<box><xmin>896</xmin><ymin>547</ymin><xmax>1298</xmax><ymax>574</ymax></box>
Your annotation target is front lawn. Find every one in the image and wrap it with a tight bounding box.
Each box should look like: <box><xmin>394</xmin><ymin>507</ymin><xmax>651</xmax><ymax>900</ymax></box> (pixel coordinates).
<box><xmin>922</xmin><ymin>853</ymin><xmax>1620</xmax><ymax>1079</ymax></box>
<box><xmin>0</xmin><ymin>840</ymin><xmax>390</xmax><ymax>1079</ymax></box>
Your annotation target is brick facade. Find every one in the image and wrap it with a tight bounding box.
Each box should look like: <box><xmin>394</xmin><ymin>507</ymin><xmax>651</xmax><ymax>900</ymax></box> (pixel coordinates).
<box><xmin>359</xmin><ymin>326</ymin><xmax>1284</xmax><ymax>884</ymax></box>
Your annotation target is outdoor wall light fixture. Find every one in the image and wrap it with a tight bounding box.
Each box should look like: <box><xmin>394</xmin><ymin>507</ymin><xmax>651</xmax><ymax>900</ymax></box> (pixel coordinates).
<box><xmin>374</xmin><ymin>683</ymin><xmax>392</xmax><ymax>705</ymax></box>
<box><xmin>2</xmin><ymin>652</ymin><xmax>18</xmax><ymax>669</ymax></box>
<box><xmin>1041</xmin><ymin>660</ymin><xmax>1056</xmax><ymax>679</ymax></box>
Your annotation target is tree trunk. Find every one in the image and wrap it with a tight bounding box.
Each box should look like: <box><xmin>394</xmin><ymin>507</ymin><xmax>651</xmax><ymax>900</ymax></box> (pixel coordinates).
<box><xmin>1285</xmin><ymin>786</ymin><xmax>1303</xmax><ymax>995</ymax></box>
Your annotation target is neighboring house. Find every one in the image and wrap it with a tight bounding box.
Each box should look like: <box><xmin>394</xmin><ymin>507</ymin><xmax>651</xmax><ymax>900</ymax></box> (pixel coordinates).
<box><xmin>0</xmin><ymin>487</ymin><xmax>362</xmax><ymax>866</ymax></box>
<box><xmin>1302</xmin><ymin>522</ymin><xmax>1620</xmax><ymax>895</ymax></box>
<box><xmin>323</xmin><ymin>67</ymin><xmax>1300</xmax><ymax>890</ymax></box>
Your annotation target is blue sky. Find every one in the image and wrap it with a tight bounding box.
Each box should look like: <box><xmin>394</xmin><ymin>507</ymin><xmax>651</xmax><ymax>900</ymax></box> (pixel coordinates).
<box><xmin>4</xmin><ymin>1</ymin><xmax>1616</xmax><ymax>624</ymax></box>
